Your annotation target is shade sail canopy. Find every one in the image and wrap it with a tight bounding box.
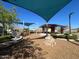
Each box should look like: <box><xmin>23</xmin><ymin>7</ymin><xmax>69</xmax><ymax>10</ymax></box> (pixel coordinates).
<box><xmin>3</xmin><ymin>0</ymin><xmax>72</xmax><ymax>22</ymax></box>
<box><xmin>14</xmin><ymin>22</ymin><xmax>34</xmax><ymax>26</ymax></box>
<box><xmin>41</xmin><ymin>24</ymin><xmax>66</xmax><ymax>28</ymax></box>
<box><xmin>24</xmin><ymin>23</ymin><xmax>34</xmax><ymax>26</ymax></box>
<box><xmin>0</xmin><ymin>21</ymin><xmax>34</xmax><ymax>26</ymax></box>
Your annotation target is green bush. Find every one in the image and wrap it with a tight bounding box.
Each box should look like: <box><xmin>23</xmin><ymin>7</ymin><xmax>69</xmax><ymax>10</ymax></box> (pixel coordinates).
<box><xmin>64</xmin><ymin>34</ymin><xmax>78</xmax><ymax>40</ymax></box>
<box><xmin>51</xmin><ymin>33</ymin><xmax>78</xmax><ymax>40</ymax></box>
<box><xmin>0</xmin><ymin>35</ymin><xmax>12</xmax><ymax>43</ymax></box>
<box><xmin>51</xmin><ymin>33</ymin><xmax>65</xmax><ymax>38</ymax></box>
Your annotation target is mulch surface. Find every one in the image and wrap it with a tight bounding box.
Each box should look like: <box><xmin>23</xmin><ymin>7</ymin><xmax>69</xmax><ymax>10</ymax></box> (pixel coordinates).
<box><xmin>29</xmin><ymin>33</ymin><xmax>79</xmax><ymax>59</ymax></box>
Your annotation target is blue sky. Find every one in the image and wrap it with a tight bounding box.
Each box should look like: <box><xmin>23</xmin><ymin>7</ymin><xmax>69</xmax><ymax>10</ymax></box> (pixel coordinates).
<box><xmin>1</xmin><ymin>0</ymin><xmax>79</xmax><ymax>30</ymax></box>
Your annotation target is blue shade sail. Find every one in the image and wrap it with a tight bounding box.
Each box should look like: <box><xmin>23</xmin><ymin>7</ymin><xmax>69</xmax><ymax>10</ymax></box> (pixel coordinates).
<box><xmin>14</xmin><ymin>22</ymin><xmax>34</xmax><ymax>26</ymax></box>
<box><xmin>0</xmin><ymin>20</ymin><xmax>34</xmax><ymax>26</ymax></box>
<box><xmin>3</xmin><ymin>0</ymin><xmax>72</xmax><ymax>22</ymax></box>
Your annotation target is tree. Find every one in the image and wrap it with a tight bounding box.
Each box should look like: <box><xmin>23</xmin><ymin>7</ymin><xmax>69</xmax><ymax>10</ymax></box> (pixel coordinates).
<box><xmin>0</xmin><ymin>2</ymin><xmax>19</xmax><ymax>35</ymax></box>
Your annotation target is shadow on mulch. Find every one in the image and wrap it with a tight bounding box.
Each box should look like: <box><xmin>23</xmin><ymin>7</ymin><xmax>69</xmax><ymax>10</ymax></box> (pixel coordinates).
<box><xmin>0</xmin><ymin>39</ymin><xmax>47</xmax><ymax>59</ymax></box>
<box><xmin>75</xmin><ymin>40</ymin><xmax>79</xmax><ymax>42</ymax></box>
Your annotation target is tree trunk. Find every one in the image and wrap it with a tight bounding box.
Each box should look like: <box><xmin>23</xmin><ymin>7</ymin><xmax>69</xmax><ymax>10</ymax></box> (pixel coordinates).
<box><xmin>2</xmin><ymin>23</ymin><xmax>5</xmax><ymax>35</ymax></box>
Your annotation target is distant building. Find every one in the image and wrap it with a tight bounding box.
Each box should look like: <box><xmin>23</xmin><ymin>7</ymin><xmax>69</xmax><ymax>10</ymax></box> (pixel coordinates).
<box><xmin>71</xmin><ymin>28</ymin><xmax>79</xmax><ymax>33</ymax></box>
<box><xmin>41</xmin><ymin>24</ymin><xmax>67</xmax><ymax>34</ymax></box>
<box><xmin>35</xmin><ymin>28</ymin><xmax>42</xmax><ymax>33</ymax></box>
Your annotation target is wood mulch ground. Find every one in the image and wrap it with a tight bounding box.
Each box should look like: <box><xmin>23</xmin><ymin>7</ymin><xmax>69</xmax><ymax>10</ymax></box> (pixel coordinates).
<box><xmin>0</xmin><ymin>33</ymin><xmax>79</xmax><ymax>59</ymax></box>
<box><xmin>28</xmin><ymin>33</ymin><xmax>79</xmax><ymax>59</ymax></box>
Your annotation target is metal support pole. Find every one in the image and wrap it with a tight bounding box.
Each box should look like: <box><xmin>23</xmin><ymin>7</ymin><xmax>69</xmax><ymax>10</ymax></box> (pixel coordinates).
<box><xmin>69</xmin><ymin>12</ymin><xmax>74</xmax><ymax>34</ymax></box>
<box><xmin>23</xmin><ymin>21</ymin><xmax>24</xmax><ymax>29</ymax></box>
<box><xmin>69</xmin><ymin>15</ymin><xmax>71</xmax><ymax>34</ymax></box>
<box><xmin>46</xmin><ymin>23</ymin><xmax>48</xmax><ymax>36</ymax></box>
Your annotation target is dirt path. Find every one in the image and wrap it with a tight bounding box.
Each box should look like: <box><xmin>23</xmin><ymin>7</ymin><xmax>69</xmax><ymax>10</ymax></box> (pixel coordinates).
<box><xmin>27</xmin><ymin>33</ymin><xmax>79</xmax><ymax>59</ymax></box>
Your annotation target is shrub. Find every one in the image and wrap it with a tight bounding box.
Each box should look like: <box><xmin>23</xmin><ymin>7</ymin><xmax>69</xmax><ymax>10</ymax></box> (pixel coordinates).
<box><xmin>51</xmin><ymin>33</ymin><xmax>78</xmax><ymax>41</ymax></box>
<box><xmin>51</xmin><ymin>33</ymin><xmax>65</xmax><ymax>38</ymax></box>
<box><xmin>0</xmin><ymin>35</ymin><xmax>12</xmax><ymax>43</ymax></box>
<box><xmin>64</xmin><ymin>34</ymin><xmax>78</xmax><ymax>40</ymax></box>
